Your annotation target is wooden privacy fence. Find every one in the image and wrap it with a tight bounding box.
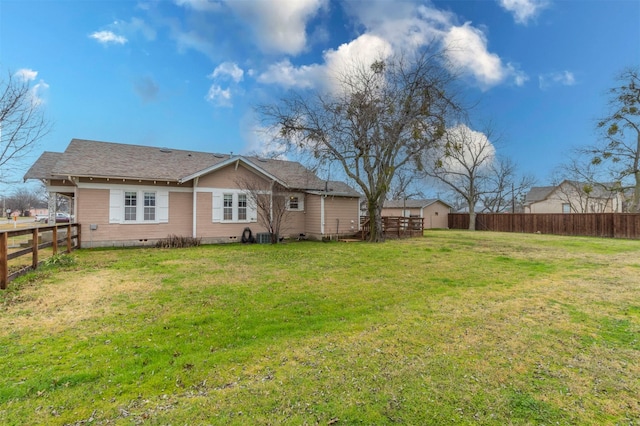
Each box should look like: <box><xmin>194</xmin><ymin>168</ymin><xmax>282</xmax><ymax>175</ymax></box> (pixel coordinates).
<box><xmin>448</xmin><ymin>213</ymin><xmax>640</xmax><ymax>239</ymax></box>
<box><xmin>0</xmin><ymin>224</ymin><xmax>81</xmax><ymax>289</ymax></box>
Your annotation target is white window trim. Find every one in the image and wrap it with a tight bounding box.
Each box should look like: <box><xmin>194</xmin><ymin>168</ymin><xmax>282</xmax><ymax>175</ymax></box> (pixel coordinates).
<box><xmin>212</xmin><ymin>189</ymin><xmax>257</xmax><ymax>223</ymax></box>
<box><xmin>286</xmin><ymin>193</ymin><xmax>305</xmax><ymax>211</ymax></box>
<box><xmin>110</xmin><ymin>189</ymin><xmax>169</xmax><ymax>224</ymax></box>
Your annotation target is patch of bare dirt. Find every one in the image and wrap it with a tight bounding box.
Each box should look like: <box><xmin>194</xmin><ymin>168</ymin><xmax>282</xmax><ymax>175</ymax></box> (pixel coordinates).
<box><xmin>1</xmin><ymin>270</ymin><xmax>158</xmax><ymax>336</ymax></box>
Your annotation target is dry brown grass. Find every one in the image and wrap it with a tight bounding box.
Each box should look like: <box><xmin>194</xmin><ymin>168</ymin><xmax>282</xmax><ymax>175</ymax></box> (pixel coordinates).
<box><xmin>1</xmin><ymin>269</ymin><xmax>159</xmax><ymax>335</ymax></box>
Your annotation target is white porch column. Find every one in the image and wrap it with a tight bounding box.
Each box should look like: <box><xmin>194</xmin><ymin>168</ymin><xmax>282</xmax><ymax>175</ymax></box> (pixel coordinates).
<box><xmin>192</xmin><ymin>177</ymin><xmax>199</xmax><ymax>238</ymax></box>
<box><xmin>48</xmin><ymin>192</ymin><xmax>57</xmax><ymax>223</ymax></box>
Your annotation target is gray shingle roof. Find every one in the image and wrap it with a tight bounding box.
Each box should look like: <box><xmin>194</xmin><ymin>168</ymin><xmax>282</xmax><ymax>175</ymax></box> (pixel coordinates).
<box><xmin>23</xmin><ymin>152</ymin><xmax>63</xmax><ymax>181</ymax></box>
<box><xmin>524</xmin><ymin>186</ymin><xmax>556</xmax><ymax>204</ymax></box>
<box><xmin>306</xmin><ymin>180</ymin><xmax>362</xmax><ymax>198</ymax></box>
<box><xmin>25</xmin><ymin>139</ymin><xmax>358</xmax><ymax>196</ymax></box>
<box><xmin>383</xmin><ymin>199</ymin><xmax>450</xmax><ymax>209</ymax></box>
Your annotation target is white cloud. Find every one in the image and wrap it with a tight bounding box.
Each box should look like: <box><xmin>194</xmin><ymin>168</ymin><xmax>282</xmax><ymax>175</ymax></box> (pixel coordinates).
<box><xmin>211</xmin><ymin>62</ymin><xmax>244</xmax><ymax>83</ymax></box>
<box><xmin>432</xmin><ymin>124</ymin><xmax>496</xmax><ymax>174</ymax></box>
<box><xmin>258</xmin><ymin>59</ymin><xmax>323</xmax><ymax>89</ymax></box>
<box><xmin>324</xmin><ymin>34</ymin><xmax>393</xmax><ymax>80</ymax></box>
<box><xmin>257</xmin><ymin>3</ymin><xmax>525</xmax><ymax>91</ymax></box>
<box><xmin>30</xmin><ymin>80</ymin><xmax>50</xmax><ymax>106</ymax></box>
<box><xmin>14</xmin><ymin>68</ymin><xmax>38</xmax><ymax>82</ymax></box>
<box><xmin>444</xmin><ymin>23</ymin><xmax>527</xmax><ymax>89</ymax></box>
<box><xmin>538</xmin><ymin>71</ymin><xmax>576</xmax><ymax>90</ymax></box>
<box><xmin>498</xmin><ymin>0</ymin><xmax>549</xmax><ymax>25</ymax></box>
<box><xmin>205</xmin><ymin>62</ymin><xmax>245</xmax><ymax>107</ymax></box>
<box><xmin>243</xmin><ymin>122</ymin><xmax>290</xmax><ymax>159</ymax></box>
<box><xmin>14</xmin><ymin>69</ymin><xmax>49</xmax><ymax>106</ymax></box>
<box><xmin>90</xmin><ymin>30</ymin><xmax>128</xmax><ymax>45</ymax></box>
<box><xmin>226</xmin><ymin>0</ymin><xmax>327</xmax><ymax>55</ymax></box>
<box><xmin>258</xmin><ymin>34</ymin><xmax>392</xmax><ymax>92</ymax></box>
<box><xmin>205</xmin><ymin>84</ymin><xmax>232</xmax><ymax>107</ymax></box>
<box><xmin>115</xmin><ymin>17</ymin><xmax>157</xmax><ymax>41</ymax></box>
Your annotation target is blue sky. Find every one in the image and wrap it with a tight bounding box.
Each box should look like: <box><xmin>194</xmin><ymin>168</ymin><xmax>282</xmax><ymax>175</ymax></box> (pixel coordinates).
<box><xmin>2</xmin><ymin>0</ymin><xmax>639</xmax><ymax>194</ymax></box>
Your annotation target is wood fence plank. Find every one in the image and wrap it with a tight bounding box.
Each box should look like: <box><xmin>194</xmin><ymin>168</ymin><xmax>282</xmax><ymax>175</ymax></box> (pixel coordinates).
<box><xmin>448</xmin><ymin>213</ymin><xmax>640</xmax><ymax>239</ymax></box>
<box><xmin>0</xmin><ymin>232</ymin><xmax>7</xmax><ymax>290</ymax></box>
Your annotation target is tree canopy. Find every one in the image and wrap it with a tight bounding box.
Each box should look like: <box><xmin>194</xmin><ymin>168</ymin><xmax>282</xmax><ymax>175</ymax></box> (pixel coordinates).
<box><xmin>0</xmin><ymin>70</ymin><xmax>51</xmax><ymax>181</ymax></box>
<box><xmin>585</xmin><ymin>66</ymin><xmax>640</xmax><ymax>212</ymax></box>
<box><xmin>259</xmin><ymin>51</ymin><xmax>461</xmax><ymax>241</ymax></box>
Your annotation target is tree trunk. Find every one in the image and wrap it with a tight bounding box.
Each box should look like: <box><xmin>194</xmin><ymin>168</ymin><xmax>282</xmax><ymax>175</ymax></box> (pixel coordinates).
<box><xmin>367</xmin><ymin>200</ymin><xmax>385</xmax><ymax>242</ymax></box>
<box><xmin>633</xmin><ymin>132</ymin><xmax>640</xmax><ymax>212</ymax></box>
<box><xmin>467</xmin><ymin>198</ymin><xmax>477</xmax><ymax>230</ymax></box>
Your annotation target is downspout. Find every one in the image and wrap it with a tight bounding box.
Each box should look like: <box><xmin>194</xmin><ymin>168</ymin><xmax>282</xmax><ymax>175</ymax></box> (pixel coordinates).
<box><xmin>270</xmin><ymin>180</ymin><xmax>275</xmax><ymax>229</ymax></box>
<box><xmin>192</xmin><ymin>177</ymin><xmax>199</xmax><ymax>238</ymax></box>
<box><xmin>320</xmin><ymin>195</ymin><xmax>325</xmax><ymax>235</ymax></box>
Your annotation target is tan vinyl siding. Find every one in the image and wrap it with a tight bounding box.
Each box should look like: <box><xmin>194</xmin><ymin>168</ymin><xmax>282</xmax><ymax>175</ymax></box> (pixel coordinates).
<box><xmin>281</xmin><ymin>210</ymin><xmax>306</xmax><ymax>238</ymax></box>
<box><xmin>198</xmin><ymin>163</ymin><xmax>266</xmax><ymax>189</ymax></box>
<box><xmin>304</xmin><ymin>194</ymin><xmax>322</xmax><ymax>237</ymax></box>
<box><xmin>322</xmin><ymin>196</ymin><xmax>360</xmax><ymax>237</ymax></box>
<box><xmin>77</xmin><ymin>188</ymin><xmax>192</xmax><ymax>246</ymax></box>
<box><xmin>381</xmin><ymin>207</ymin><xmax>409</xmax><ymax>217</ymax></box>
<box><xmin>194</xmin><ymin>192</ymin><xmax>268</xmax><ymax>242</ymax></box>
<box><xmin>424</xmin><ymin>204</ymin><xmax>449</xmax><ymax>229</ymax></box>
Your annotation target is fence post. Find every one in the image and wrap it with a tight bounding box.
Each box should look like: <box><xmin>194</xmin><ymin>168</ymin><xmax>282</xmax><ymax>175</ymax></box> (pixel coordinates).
<box><xmin>0</xmin><ymin>232</ymin><xmax>7</xmax><ymax>290</ymax></box>
<box><xmin>76</xmin><ymin>224</ymin><xmax>81</xmax><ymax>248</ymax></box>
<box><xmin>52</xmin><ymin>226</ymin><xmax>58</xmax><ymax>255</ymax></box>
<box><xmin>32</xmin><ymin>228</ymin><xmax>39</xmax><ymax>269</ymax></box>
<box><xmin>66</xmin><ymin>224</ymin><xmax>72</xmax><ymax>253</ymax></box>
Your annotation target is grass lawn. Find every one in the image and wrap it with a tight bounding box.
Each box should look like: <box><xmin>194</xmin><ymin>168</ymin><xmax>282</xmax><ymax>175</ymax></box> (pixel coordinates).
<box><xmin>0</xmin><ymin>230</ymin><xmax>638</xmax><ymax>425</ymax></box>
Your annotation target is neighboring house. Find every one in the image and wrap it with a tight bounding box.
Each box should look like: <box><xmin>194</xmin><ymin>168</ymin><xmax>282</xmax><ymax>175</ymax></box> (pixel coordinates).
<box><xmin>381</xmin><ymin>199</ymin><xmax>451</xmax><ymax>229</ymax></box>
<box><xmin>24</xmin><ymin>139</ymin><xmax>361</xmax><ymax>247</ymax></box>
<box><xmin>524</xmin><ymin>180</ymin><xmax>624</xmax><ymax>213</ymax></box>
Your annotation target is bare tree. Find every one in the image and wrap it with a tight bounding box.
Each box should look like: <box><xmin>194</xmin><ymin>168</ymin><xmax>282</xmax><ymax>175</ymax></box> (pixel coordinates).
<box><xmin>386</xmin><ymin>167</ymin><xmax>427</xmax><ymax>201</ymax></box>
<box><xmin>480</xmin><ymin>157</ymin><xmax>536</xmax><ymax>213</ymax></box>
<box><xmin>259</xmin><ymin>51</ymin><xmax>461</xmax><ymax>241</ymax></box>
<box><xmin>0</xmin><ymin>70</ymin><xmax>51</xmax><ymax>179</ymax></box>
<box><xmin>422</xmin><ymin>124</ymin><xmax>496</xmax><ymax>229</ymax></box>
<box><xmin>582</xmin><ymin>67</ymin><xmax>640</xmax><ymax>211</ymax></box>
<box><xmin>550</xmin><ymin>157</ymin><xmax>623</xmax><ymax>213</ymax></box>
<box><xmin>235</xmin><ymin>176</ymin><xmax>293</xmax><ymax>244</ymax></box>
<box><xmin>6</xmin><ymin>186</ymin><xmax>42</xmax><ymax>215</ymax></box>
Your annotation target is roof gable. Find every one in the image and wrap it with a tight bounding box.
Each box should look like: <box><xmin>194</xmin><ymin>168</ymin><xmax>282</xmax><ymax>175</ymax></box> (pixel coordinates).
<box><xmin>524</xmin><ymin>186</ymin><xmax>556</xmax><ymax>204</ymax></box>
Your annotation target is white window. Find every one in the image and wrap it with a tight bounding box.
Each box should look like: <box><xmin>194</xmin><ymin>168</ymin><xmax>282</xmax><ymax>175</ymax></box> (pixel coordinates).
<box><xmin>223</xmin><ymin>194</ymin><xmax>233</xmax><ymax>221</ymax></box>
<box><xmin>124</xmin><ymin>192</ymin><xmax>137</xmax><ymax>221</ymax></box>
<box><xmin>562</xmin><ymin>203</ymin><xmax>571</xmax><ymax>214</ymax></box>
<box><xmin>286</xmin><ymin>194</ymin><xmax>304</xmax><ymax>211</ymax></box>
<box><xmin>144</xmin><ymin>192</ymin><xmax>156</xmax><ymax>221</ymax></box>
<box><xmin>212</xmin><ymin>190</ymin><xmax>257</xmax><ymax>223</ymax></box>
<box><xmin>110</xmin><ymin>189</ymin><xmax>169</xmax><ymax>224</ymax></box>
<box><xmin>238</xmin><ymin>194</ymin><xmax>247</xmax><ymax>221</ymax></box>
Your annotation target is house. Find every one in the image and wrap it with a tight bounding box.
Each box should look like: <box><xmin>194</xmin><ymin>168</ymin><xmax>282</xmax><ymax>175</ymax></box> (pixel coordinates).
<box><xmin>524</xmin><ymin>180</ymin><xmax>624</xmax><ymax>213</ymax></box>
<box><xmin>24</xmin><ymin>139</ymin><xmax>362</xmax><ymax>247</ymax></box>
<box><xmin>381</xmin><ymin>199</ymin><xmax>451</xmax><ymax>228</ymax></box>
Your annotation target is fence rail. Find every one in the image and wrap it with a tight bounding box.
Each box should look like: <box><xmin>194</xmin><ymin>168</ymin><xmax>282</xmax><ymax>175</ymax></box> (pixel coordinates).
<box><xmin>359</xmin><ymin>216</ymin><xmax>424</xmax><ymax>239</ymax></box>
<box><xmin>0</xmin><ymin>224</ymin><xmax>81</xmax><ymax>289</ymax></box>
<box><xmin>448</xmin><ymin>213</ymin><xmax>640</xmax><ymax>239</ymax></box>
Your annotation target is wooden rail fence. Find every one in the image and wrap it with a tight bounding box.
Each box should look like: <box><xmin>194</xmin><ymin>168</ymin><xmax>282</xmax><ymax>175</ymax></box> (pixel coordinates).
<box><xmin>360</xmin><ymin>216</ymin><xmax>424</xmax><ymax>239</ymax></box>
<box><xmin>448</xmin><ymin>213</ymin><xmax>640</xmax><ymax>239</ymax></box>
<box><xmin>0</xmin><ymin>224</ymin><xmax>81</xmax><ymax>289</ymax></box>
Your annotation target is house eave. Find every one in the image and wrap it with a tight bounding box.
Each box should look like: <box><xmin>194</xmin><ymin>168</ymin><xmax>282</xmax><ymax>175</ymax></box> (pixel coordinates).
<box><xmin>178</xmin><ymin>155</ymin><xmax>287</xmax><ymax>187</ymax></box>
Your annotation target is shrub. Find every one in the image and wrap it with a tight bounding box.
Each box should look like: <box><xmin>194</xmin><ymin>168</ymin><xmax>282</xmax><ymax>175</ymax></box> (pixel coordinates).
<box><xmin>155</xmin><ymin>234</ymin><xmax>202</xmax><ymax>248</ymax></box>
